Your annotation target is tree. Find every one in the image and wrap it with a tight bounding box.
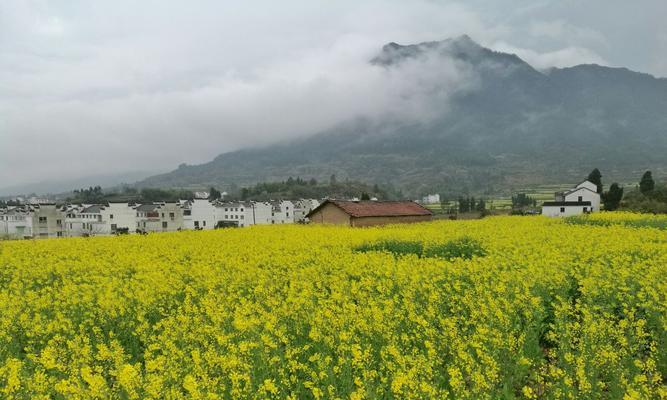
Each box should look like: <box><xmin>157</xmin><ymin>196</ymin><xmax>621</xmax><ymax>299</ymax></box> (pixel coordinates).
<box><xmin>476</xmin><ymin>198</ymin><xmax>486</xmax><ymax>212</ymax></box>
<box><xmin>604</xmin><ymin>183</ymin><xmax>624</xmax><ymax>211</ymax></box>
<box><xmin>587</xmin><ymin>168</ymin><xmax>603</xmax><ymax>194</ymax></box>
<box><xmin>360</xmin><ymin>192</ymin><xmax>371</xmax><ymax>200</ymax></box>
<box><xmin>639</xmin><ymin>171</ymin><xmax>655</xmax><ymax>195</ymax></box>
<box><xmin>209</xmin><ymin>187</ymin><xmax>222</xmax><ymax>200</ymax></box>
<box><xmin>329</xmin><ymin>174</ymin><xmax>337</xmax><ymax>185</ymax></box>
<box><xmin>458</xmin><ymin>196</ymin><xmax>468</xmax><ymax>213</ymax></box>
<box><xmin>511</xmin><ymin>193</ymin><xmax>536</xmax><ymax>209</ymax></box>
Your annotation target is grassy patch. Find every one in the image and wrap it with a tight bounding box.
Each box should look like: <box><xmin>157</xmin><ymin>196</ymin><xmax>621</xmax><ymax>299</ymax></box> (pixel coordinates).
<box><xmin>566</xmin><ymin>214</ymin><xmax>667</xmax><ymax>230</ymax></box>
<box><xmin>355</xmin><ymin>236</ymin><xmax>486</xmax><ymax>260</ymax></box>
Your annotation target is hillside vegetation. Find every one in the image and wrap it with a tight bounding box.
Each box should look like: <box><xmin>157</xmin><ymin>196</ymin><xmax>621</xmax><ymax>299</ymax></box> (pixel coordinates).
<box><xmin>0</xmin><ymin>215</ymin><xmax>665</xmax><ymax>398</ymax></box>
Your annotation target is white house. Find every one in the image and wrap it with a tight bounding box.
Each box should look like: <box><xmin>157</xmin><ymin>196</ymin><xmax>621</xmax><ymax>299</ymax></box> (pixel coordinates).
<box><xmin>30</xmin><ymin>204</ymin><xmax>65</xmax><ymax>238</ymax></box>
<box><xmin>136</xmin><ymin>202</ymin><xmax>184</xmax><ymax>233</ymax></box>
<box><xmin>213</xmin><ymin>201</ymin><xmax>280</xmax><ymax>227</ymax></box>
<box><xmin>182</xmin><ymin>199</ymin><xmax>217</xmax><ymax>230</ymax></box>
<box><xmin>271</xmin><ymin>200</ymin><xmax>295</xmax><ymax>224</ymax></box>
<box><xmin>421</xmin><ymin>194</ymin><xmax>441</xmax><ymax>205</ymax></box>
<box><xmin>542</xmin><ymin>180</ymin><xmax>601</xmax><ymax>217</ymax></box>
<box><xmin>0</xmin><ymin>207</ymin><xmax>33</xmax><ymax>239</ymax></box>
<box><xmin>64</xmin><ymin>204</ymin><xmax>108</xmax><ymax>236</ymax></box>
<box><xmin>293</xmin><ymin>199</ymin><xmax>321</xmax><ymax>222</ymax></box>
<box><xmin>103</xmin><ymin>202</ymin><xmax>137</xmax><ymax>234</ymax></box>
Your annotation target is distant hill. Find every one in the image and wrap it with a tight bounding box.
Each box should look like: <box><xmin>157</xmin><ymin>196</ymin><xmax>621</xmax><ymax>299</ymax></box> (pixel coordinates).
<box><xmin>137</xmin><ymin>35</ymin><xmax>667</xmax><ymax>196</ymax></box>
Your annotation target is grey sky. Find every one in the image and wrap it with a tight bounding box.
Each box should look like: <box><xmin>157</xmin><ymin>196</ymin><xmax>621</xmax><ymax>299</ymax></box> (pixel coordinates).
<box><xmin>1</xmin><ymin>0</ymin><xmax>665</xmax><ymax>189</ymax></box>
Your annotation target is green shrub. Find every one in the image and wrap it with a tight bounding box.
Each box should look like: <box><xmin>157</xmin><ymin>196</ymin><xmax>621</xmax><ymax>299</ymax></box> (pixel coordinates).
<box><xmin>424</xmin><ymin>236</ymin><xmax>487</xmax><ymax>260</ymax></box>
<box><xmin>355</xmin><ymin>240</ymin><xmax>423</xmax><ymax>257</ymax></box>
<box><xmin>355</xmin><ymin>237</ymin><xmax>486</xmax><ymax>260</ymax></box>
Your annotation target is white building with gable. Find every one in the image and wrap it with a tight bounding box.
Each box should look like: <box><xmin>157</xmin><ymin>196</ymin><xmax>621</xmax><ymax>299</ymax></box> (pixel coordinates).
<box><xmin>542</xmin><ymin>180</ymin><xmax>601</xmax><ymax>217</ymax></box>
<box><xmin>271</xmin><ymin>200</ymin><xmax>295</xmax><ymax>224</ymax></box>
<box><xmin>182</xmin><ymin>199</ymin><xmax>217</xmax><ymax>230</ymax></box>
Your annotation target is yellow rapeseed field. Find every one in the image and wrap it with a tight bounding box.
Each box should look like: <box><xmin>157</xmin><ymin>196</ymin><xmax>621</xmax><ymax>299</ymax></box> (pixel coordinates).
<box><xmin>0</xmin><ymin>214</ymin><xmax>665</xmax><ymax>399</ymax></box>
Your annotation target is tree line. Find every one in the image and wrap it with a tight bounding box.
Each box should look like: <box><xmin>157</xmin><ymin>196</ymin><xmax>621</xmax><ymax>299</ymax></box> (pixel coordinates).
<box><xmin>586</xmin><ymin>168</ymin><xmax>664</xmax><ymax>212</ymax></box>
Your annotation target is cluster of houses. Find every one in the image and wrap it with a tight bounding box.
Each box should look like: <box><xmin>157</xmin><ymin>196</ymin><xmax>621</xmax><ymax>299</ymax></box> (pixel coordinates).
<box><xmin>0</xmin><ymin>180</ymin><xmax>604</xmax><ymax>239</ymax></box>
<box><xmin>0</xmin><ymin>199</ymin><xmax>321</xmax><ymax>239</ymax></box>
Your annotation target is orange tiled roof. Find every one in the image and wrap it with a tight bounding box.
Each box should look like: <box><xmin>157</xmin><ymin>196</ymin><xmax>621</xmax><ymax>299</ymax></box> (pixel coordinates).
<box><xmin>315</xmin><ymin>200</ymin><xmax>432</xmax><ymax>218</ymax></box>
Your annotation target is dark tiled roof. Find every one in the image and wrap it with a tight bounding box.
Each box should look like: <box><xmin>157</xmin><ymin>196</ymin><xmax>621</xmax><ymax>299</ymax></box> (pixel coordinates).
<box><xmin>543</xmin><ymin>201</ymin><xmax>592</xmax><ymax>206</ymax></box>
<box><xmin>309</xmin><ymin>200</ymin><xmax>432</xmax><ymax>218</ymax></box>
<box><xmin>136</xmin><ymin>204</ymin><xmax>158</xmax><ymax>212</ymax></box>
<box><xmin>82</xmin><ymin>205</ymin><xmax>103</xmax><ymax>214</ymax></box>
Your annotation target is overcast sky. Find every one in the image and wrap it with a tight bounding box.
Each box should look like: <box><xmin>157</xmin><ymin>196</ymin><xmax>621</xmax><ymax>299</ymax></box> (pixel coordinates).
<box><xmin>1</xmin><ymin>0</ymin><xmax>665</xmax><ymax>189</ymax></box>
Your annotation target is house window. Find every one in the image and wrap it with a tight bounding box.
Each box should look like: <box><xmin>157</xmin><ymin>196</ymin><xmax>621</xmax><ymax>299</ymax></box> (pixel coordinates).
<box><xmin>560</xmin><ymin>207</ymin><xmax>565</xmax><ymax>213</ymax></box>
<box><xmin>203</xmin><ymin>221</ymin><xmax>206</xmax><ymax>227</ymax></box>
<box><xmin>578</xmin><ymin>196</ymin><xmax>583</xmax><ymax>202</ymax></box>
<box><xmin>169</xmin><ymin>212</ymin><xmax>175</xmax><ymax>220</ymax></box>
<box><xmin>240</xmin><ymin>215</ymin><xmax>244</xmax><ymax>220</ymax></box>
<box><xmin>286</xmin><ymin>212</ymin><xmax>289</xmax><ymax>217</ymax></box>
<box><xmin>39</xmin><ymin>216</ymin><xmax>47</xmax><ymax>223</ymax></box>
<box><xmin>162</xmin><ymin>221</ymin><xmax>168</xmax><ymax>228</ymax></box>
<box><xmin>56</xmin><ymin>219</ymin><xmax>62</xmax><ymax>226</ymax></box>
<box><xmin>161</xmin><ymin>213</ymin><xmax>165</xmax><ymax>218</ymax></box>
<box><xmin>111</xmin><ymin>224</ymin><xmax>117</xmax><ymax>231</ymax></box>
<box><xmin>110</xmin><ymin>214</ymin><xmax>114</xmax><ymax>219</ymax></box>
<box><xmin>57</xmin><ymin>232</ymin><xmax>63</xmax><ymax>237</ymax></box>
<box><xmin>194</xmin><ymin>221</ymin><xmax>200</xmax><ymax>228</ymax></box>
<box><xmin>69</xmin><ymin>223</ymin><xmax>73</xmax><ymax>229</ymax></box>
<box><xmin>583</xmin><ymin>207</ymin><xmax>588</xmax><ymax>212</ymax></box>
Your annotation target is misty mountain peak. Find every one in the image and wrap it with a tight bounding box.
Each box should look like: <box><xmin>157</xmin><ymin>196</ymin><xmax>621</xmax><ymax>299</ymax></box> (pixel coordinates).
<box><xmin>372</xmin><ymin>35</ymin><xmax>522</xmax><ymax>69</ymax></box>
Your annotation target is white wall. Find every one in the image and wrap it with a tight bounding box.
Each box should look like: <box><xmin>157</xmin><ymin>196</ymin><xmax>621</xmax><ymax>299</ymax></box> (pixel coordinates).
<box><xmin>0</xmin><ymin>213</ymin><xmax>33</xmax><ymax>238</ymax></box>
<box><xmin>293</xmin><ymin>199</ymin><xmax>320</xmax><ymax>222</ymax></box>
<box><xmin>542</xmin><ymin>205</ymin><xmax>591</xmax><ymax>217</ymax></box>
<box><xmin>251</xmin><ymin>202</ymin><xmax>273</xmax><ymax>225</ymax></box>
<box><xmin>103</xmin><ymin>203</ymin><xmax>137</xmax><ymax>233</ymax></box>
<box><xmin>184</xmin><ymin>199</ymin><xmax>216</xmax><ymax>230</ymax></box>
<box><xmin>576</xmin><ymin>180</ymin><xmax>598</xmax><ymax>192</ymax></box>
<box><xmin>271</xmin><ymin>200</ymin><xmax>294</xmax><ymax>224</ymax></box>
<box><xmin>563</xmin><ymin>188</ymin><xmax>600</xmax><ymax>211</ymax></box>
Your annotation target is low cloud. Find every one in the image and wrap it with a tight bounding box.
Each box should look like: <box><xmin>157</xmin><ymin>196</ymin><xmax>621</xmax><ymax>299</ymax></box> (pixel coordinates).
<box><xmin>0</xmin><ymin>0</ymin><xmax>486</xmax><ymax>188</ymax></box>
<box><xmin>491</xmin><ymin>41</ymin><xmax>608</xmax><ymax>70</ymax></box>
<box><xmin>0</xmin><ymin>0</ymin><xmax>663</xmax><ymax>190</ymax></box>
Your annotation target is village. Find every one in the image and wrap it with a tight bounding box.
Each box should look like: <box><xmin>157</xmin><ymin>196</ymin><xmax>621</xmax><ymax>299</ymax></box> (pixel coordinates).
<box><xmin>0</xmin><ymin>180</ymin><xmax>602</xmax><ymax>240</ymax></box>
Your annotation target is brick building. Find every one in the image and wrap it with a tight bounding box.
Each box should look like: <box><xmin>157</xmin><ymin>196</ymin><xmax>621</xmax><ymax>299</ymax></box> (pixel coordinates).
<box><xmin>306</xmin><ymin>200</ymin><xmax>432</xmax><ymax>227</ymax></box>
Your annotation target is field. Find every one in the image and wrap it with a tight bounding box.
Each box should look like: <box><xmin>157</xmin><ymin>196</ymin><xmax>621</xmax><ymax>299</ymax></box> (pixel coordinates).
<box><xmin>425</xmin><ymin>183</ymin><xmax>576</xmax><ymax>213</ymax></box>
<box><xmin>0</xmin><ymin>214</ymin><xmax>665</xmax><ymax>399</ymax></box>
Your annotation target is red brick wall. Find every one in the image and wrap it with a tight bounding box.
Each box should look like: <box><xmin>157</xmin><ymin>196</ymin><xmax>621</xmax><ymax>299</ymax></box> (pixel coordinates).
<box><xmin>351</xmin><ymin>215</ymin><xmax>432</xmax><ymax>227</ymax></box>
<box><xmin>308</xmin><ymin>204</ymin><xmax>351</xmax><ymax>225</ymax></box>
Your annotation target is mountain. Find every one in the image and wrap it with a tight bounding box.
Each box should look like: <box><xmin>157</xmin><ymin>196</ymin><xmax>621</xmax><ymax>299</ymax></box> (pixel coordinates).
<box><xmin>137</xmin><ymin>36</ymin><xmax>667</xmax><ymax>196</ymax></box>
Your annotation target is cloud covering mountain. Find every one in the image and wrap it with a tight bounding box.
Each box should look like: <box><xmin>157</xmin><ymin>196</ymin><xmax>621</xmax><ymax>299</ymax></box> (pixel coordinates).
<box><xmin>1</xmin><ymin>1</ymin><xmax>666</xmax><ymax>193</ymax></box>
<box><xmin>138</xmin><ymin>36</ymin><xmax>667</xmax><ymax>195</ymax></box>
